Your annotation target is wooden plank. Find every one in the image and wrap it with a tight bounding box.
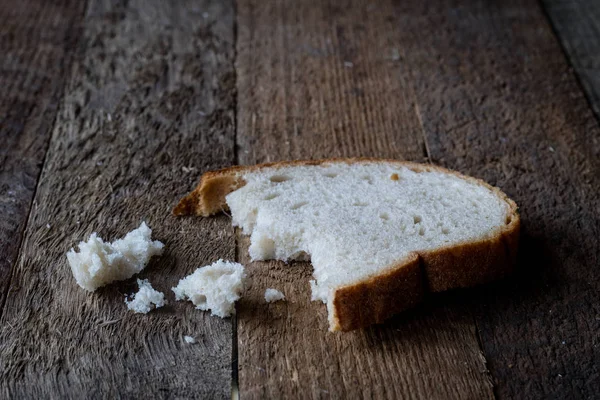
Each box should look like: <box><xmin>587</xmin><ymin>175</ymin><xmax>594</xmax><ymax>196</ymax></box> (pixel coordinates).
<box><xmin>0</xmin><ymin>0</ymin><xmax>236</xmax><ymax>398</ymax></box>
<box><xmin>394</xmin><ymin>0</ymin><xmax>600</xmax><ymax>398</ymax></box>
<box><xmin>542</xmin><ymin>0</ymin><xmax>600</xmax><ymax>119</ymax></box>
<box><xmin>235</xmin><ymin>0</ymin><xmax>495</xmax><ymax>398</ymax></box>
<box><xmin>0</xmin><ymin>0</ymin><xmax>86</xmax><ymax>307</ymax></box>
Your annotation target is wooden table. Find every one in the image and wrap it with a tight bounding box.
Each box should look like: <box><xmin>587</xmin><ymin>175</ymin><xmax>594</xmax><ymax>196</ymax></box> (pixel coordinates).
<box><xmin>1</xmin><ymin>0</ymin><xmax>599</xmax><ymax>398</ymax></box>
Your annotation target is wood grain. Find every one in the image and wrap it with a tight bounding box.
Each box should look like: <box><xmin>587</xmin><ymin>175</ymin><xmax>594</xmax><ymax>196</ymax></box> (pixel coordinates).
<box><xmin>0</xmin><ymin>0</ymin><xmax>236</xmax><ymax>398</ymax></box>
<box><xmin>394</xmin><ymin>0</ymin><xmax>600</xmax><ymax>397</ymax></box>
<box><xmin>0</xmin><ymin>0</ymin><xmax>86</xmax><ymax>309</ymax></box>
<box><xmin>542</xmin><ymin>0</ymin><xmax>600</xmax><ymax>119</ymax></box>
<box><xmin>236</xmin><ymin>0</ymin><xmax>494</xmax><ymax>398</ymax></box>
<box><xmin>236</xmin><ymin>0</ymin><xmax>427</xmax><ymax>163</ymax></box>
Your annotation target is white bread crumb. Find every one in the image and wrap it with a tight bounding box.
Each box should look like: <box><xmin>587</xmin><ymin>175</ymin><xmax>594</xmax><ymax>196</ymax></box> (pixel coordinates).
<box><xmin>184</xmin><ymin>335</ymin><xmax>196</xmax><ymax>344</ymax></box>
<box><xmin>264</xmin><ymin>288</ymin><xmax>285</xmax><ymax>303</ymax></box>
<box><xmin>172</xmin><ymin>259</ymin><xmax>246</xmax><ymax>318</ymax></box>
<box><xmin>66</xmin><ymin>222</ymin><xmax>164</xmax><ymax>291</ymax></box>
<box><xmin>125</xmin><ymin>279</ymin><xmax>165</xmax><ymax>314</ymax></box>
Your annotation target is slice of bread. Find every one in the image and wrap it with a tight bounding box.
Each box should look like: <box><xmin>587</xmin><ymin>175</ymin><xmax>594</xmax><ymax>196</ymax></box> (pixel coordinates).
<box><xmin>174</xmin><ymin>158</ymin><xmax>519</xmax><ymax>331</ymax></box>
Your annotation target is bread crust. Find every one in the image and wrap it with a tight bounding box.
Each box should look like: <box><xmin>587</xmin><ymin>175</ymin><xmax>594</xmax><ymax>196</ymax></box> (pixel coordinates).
<box><xmin>174</xmin><ymin>158</ymin><xmax>520</xmax><ymax>331</ymax></box>
<box><xmin>331</xmin><ymin>254</ymin><xmax>425</xmax><ymax>331</ymax></box>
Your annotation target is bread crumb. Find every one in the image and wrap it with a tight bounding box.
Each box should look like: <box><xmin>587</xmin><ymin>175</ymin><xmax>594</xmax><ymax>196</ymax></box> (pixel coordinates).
<box><xmin>184</xmin><ymin>335</ymin><xmax>196</xmax><ymax>344</ymax></box>
<box><xmin>172</xmin><ymin>259</ymin><xmax>246</xmax><ymax>318</ymax></box>
<box><xmin>66</xmin><ymin>222</ymin><xmax>164</xmax><ymax>291</ymax></box>
<box><xmin>264</xmin><ymin>288</ymin><xmax>285</xmax><ymax>303</ymax></box>
<box><xmin>390</xmin><ymin>173</ymin><xmax>399</xmax><ymax>181</ymax></box>
<box><xmin>125</xmin><ymin>279</ymin><xmax>165</xmax><ymax>314</ymax></box>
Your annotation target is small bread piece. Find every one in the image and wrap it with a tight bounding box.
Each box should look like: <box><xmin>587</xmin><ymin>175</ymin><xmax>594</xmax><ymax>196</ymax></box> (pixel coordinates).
<box><xmin>174</xmin><ymin>158</ymin><xmax>520</xmax><ymax>331</ymax></box>
<box><xmin>125</xmin><ymin>279</ymin><xmax>166</xmax><ymax>314</ymax></box>
<box><xmin>172</xmin><ymin>259</ymin><xmax>246</xmax><ymax>318</ymax></box>
<box><xmin>67</xmin><ymin>222</ymin><xmax>164</xmax><ymax>291</ymax></box>
<box><xmin>264</xmin><ymin>288</ymin><xmax>285</xmax><ymax>303</ymax></box>
<box><xmin>184</xmin><ymin>336</ymin><xmax>197</xmax><ymax>344</ymax></box>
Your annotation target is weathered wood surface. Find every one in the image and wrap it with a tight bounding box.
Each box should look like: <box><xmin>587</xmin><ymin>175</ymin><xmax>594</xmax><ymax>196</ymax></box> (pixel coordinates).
<box><xmin>543</xmin><ymin>0</ymin><xmax>600</xmax><ymax>119</ymax></box>
<box><xmin>398</xmin><ymin>0</ymin><xmax>600</xmax><ymax>398</ymax></box>
<box><xmin>0</xmin><ymin>0</ymin><xmax>86</xmax><ymax>309</ymax></box>
<box><xmin>236</xmin><ymin>0</ymin><xmax>495</xmax><ymax>398</ymax></box>
<box><xmin>2</xmin><ymin>0</ymin><xmax>600</xmax><ymax>398</ymax></box>
<box><xmin>0</xmin><ymin>0</ymin><xmax>236</xmax><ymax>398</ymax></box>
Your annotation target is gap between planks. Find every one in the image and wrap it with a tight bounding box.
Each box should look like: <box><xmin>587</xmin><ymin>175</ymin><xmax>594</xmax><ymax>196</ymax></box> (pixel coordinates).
<box><xmin>0</xmin><ymin>0</ymin><xmax>237</xmax><ymax>397</ymax></box>
<box><xmin>541</xmin><ymin>0</ymin><xmax>600</xmax><ymax>121</ymax></box>
<box><xmin>0</xmin><ymin>0</ymin><xmax>88</xmax><ymax>320</ymax></box>
<box><xmin>234</xmin><ymin>0</ymin><xmax>495</xmax><ymax>399</ymax></box>
<box><xmin>232</xmin><ymin>0</ymin><xmax>241</xmax><ymax>397</ymax></box>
